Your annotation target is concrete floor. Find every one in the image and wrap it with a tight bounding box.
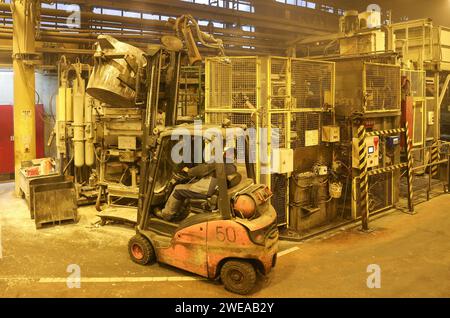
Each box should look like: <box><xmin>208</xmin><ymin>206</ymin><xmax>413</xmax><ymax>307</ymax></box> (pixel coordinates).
<box><xmin>0</xmin><ymin>181</ymin><xmax>449</xmax><ymax>298</ymax></box>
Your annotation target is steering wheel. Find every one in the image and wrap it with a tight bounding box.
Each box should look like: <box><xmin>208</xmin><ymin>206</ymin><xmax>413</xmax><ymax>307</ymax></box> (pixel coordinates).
<box><xmin>172</xmin><ymin>170</ymin><xmax>188</xmax><ymax>182</ymax></box>
<box><xmin>163</xmin><ymin>170</ymin><xmax>189</xmax><ymax>196</ymax></box>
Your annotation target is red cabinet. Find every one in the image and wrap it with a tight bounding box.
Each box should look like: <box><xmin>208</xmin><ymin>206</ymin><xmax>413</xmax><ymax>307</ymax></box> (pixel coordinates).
<box><xmin>0</xmin><ymin>105</ymin><xmax>15</xmax><ymax>174</ymax></box>
<box><xmin>0</xmin><ymin>104</ymin><xmax>45</xmax><ymax>175</ymax></box>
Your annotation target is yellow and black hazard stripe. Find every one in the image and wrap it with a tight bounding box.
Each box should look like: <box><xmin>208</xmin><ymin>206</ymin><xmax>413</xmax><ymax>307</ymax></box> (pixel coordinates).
<box><xmin>357</xmin><ymin>125</ymin><xmax>369</xmax><ymax>230</ymax></box>
<box><xmin>405</xmin><ymin>121</ymin><xmax>414</xmax><ymax>213</ymax></box>
<box><xmin>431</xmin><ymin>140</ymin><xmax>439</xmax><ymax>177</ymax></box>
<box><xmin>367</xmin><ymin>163</ymin><xmax>408</xmax><ymax>176</ymax></box>
<box><xmin>366</xmin><ymin>128</ymin><xmax>406</xmax><ymax>137</ymax></box>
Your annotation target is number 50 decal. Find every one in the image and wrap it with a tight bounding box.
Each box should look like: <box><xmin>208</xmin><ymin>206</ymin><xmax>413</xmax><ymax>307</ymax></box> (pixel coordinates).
<box><xmin>215</xmin><ymin>226</ymin><xmax>237</xmax><ymax>242</ymax></box>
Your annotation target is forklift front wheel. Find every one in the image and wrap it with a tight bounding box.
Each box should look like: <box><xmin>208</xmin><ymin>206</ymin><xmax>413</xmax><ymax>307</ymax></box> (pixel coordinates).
<box><xmin>128</xmin><ymin>234</ymin><xmax>155</xmax><ymax>265</ymax></box>
<box><xmin>220</xmin><ymin>260</ymin><xmax>257</xmax><ymax>295</ymax></box>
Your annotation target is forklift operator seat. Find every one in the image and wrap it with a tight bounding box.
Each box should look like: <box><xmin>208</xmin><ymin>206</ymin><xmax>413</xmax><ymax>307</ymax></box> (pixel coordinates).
<box><xmin>227</xmin><ymin>172</ymin><xmax>242</xmax><ymax>189</ymax></box>
<box><xmin>187</xmin><ymin>194</ymin><xmax>218</xmax><ymax>212</ymax></box>
<box><xmin>186</xmin><ymin>170</ymin><xmax>242</xmax><ymax>213</ymax></box>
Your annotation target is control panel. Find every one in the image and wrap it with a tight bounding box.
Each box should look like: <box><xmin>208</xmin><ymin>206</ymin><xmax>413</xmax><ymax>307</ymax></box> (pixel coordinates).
<box><xmin>352</xmin><ymin>136</ymin><xmax>380</xmax><ymax>168</ymax></box>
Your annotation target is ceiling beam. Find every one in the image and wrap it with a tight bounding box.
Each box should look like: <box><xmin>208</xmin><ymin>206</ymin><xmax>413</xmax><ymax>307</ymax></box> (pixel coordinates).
<box><xmin>53</xmin><ymin>0</ymin><xmax>337</xmax><ymax>35</ymax></box>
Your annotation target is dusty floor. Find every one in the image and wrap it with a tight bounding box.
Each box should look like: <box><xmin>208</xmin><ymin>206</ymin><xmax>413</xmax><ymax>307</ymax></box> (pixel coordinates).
<box><xmin>0</xmin><ymin>181</ymin><xmax>449</xmax><ymax>298</ymax></box>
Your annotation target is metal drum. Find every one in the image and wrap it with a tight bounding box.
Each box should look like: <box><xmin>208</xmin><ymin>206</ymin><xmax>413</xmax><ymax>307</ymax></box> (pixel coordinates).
<box><xmin>87</xmin><ymin>35</ymin><xmax>147</xmax><ymax>108</ymax></box>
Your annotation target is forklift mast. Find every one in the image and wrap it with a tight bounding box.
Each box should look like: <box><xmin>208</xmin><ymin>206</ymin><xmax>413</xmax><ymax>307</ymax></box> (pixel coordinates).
<box><xmin>138</xmin><ymin>49</ymin><xmax>181</xmax><ymax>224</ymax></box>
<box><xmin>137</xmin><ymin>15</ymin><xmax>226</xmax><ymax>225</ymax></box>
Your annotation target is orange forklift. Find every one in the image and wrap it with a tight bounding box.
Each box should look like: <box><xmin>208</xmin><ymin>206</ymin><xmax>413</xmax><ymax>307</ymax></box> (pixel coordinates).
<box><xmin>128</xmin><ymin>125</ymin><xmax>279</xmax><ymax>295</ymax></box>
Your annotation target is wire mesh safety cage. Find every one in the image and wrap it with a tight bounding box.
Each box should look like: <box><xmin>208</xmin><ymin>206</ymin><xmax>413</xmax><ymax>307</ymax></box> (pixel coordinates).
<box><xmin>291</xmin><ymin>59</ymin><xmax>334</xmax><ymax>111</ymax></box>
<box><xmin>364</xmin><ymin>63</ymin><xmax>401</xmax><ymax>112</ymax></box>
<box><xmin>271</xmin><ymin>173</ymin><xmax>288</xmax><ymax>225</ymax></box>
<box><xmin>205</xmin><ymin>57</ymin><xmax>336</xmax><ymax>168</ymax></box>
<box><xmin>205</xmin><ymin>56</ymin><xmax>336</xmax><ymax>222</ymax></box>
<box><xmin>206</xmin><ymin>56</ymin><xmax>335</xmax><ymax>112</ymax></box>
<box><xmin>205</xmin><ymin>111</ymin><xmax>257</xmax><ymax>163</ymax></box>
<box><xmin>268</xmin><ymin>57</ymin><xmax>290</xmax><ymax>110</ymax></box>
<box><xmin>206</xmin><ymin>57</ymin><xmax>258</xmax><ymax>111</ymax></box>
<box><xmin>368</xmin><ymin>171</ymin><xmax>394</xmax><ymax>213</ymax></box>
<box><xmin>205</xmin><ymin>112</ymin><xmax>255</xmax><ymax>127</ymax></box>
<box><xmin>392</xmin><ymin>23</ymin><xmax>434</xmax><ymax>61</ymax></box>
<box><xmin>402</xmin><ymin>69</ymin><xmax>425</xmax><ymax>99</ymax></box>
<box><xmin>268</xmin><ymin>112</ymin><xmax>289</xmax><ymax>149</ymax></box>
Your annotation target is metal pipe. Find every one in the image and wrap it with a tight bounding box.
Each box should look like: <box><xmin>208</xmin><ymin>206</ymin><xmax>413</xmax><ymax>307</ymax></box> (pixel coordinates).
<box><xmin>72</xmin><ymin>77</ymin><xmax>85</xmax><ymax>168</ymax></box>
<box><xmin>0</xmin><ymin>5</ymin><xmax>293</xmax><ymax>44</ymax></box>
<box><xmin>1</xmin><ymin>32</ymin><xmax>280</xmax><ymax>54</ymax></box>
<box><xmin>84</xmin><ymin>95</ymin><xmax>95</xmax><ymax>166</ymax></box>
<box><xmin>37</xmin><ymin>47</ymin><xmax>94</xmax><ymax>55</ymax></box>
<box><xmin>411</xmin><ymin>158</ymin><xmax>449</xmax><ymax>171</ymax></box>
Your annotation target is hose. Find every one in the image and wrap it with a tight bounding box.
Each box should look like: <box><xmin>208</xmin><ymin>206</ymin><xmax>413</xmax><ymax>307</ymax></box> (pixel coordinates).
<box><xmin>63</xmin><ymin>156</ymin><xmax>74</xmax><ymax>174</ymax></box>
<box><xmin>175</xmin><ymin>15</ymin><xmax>226</xmax><ymax>57</ymax></box>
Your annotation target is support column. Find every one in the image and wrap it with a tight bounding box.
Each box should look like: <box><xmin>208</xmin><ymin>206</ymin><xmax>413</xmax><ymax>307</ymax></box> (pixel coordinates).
<box><xmin>12</xmin><ymin>0</ymin><xmax>38</xmax><ymax>195</ymax></box>
<box><xmin>357</xmin><ymin>125</ymin><xmax>369</xmax><ymax>231</ymax></box>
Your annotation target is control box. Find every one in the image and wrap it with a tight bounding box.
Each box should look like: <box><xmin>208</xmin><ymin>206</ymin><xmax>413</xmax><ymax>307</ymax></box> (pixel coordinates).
<box><xmin>314</xmin><ymin>165</ymin><xmax>328</xmax><ymax>176</ymax></box>
<box><xmin>352</xmin><ymin>136</ymin><xmax>380</xmax><ymax>168</ymax></box>
<box><xmin>305</xmin><ymin>129</ymin><xmax>319</xmax><ymax>147</ymax></box>
<box><xmin>322</xmin><ymin>125</ymin><xmax>340</xmax><ymax>143</ymax></box>
<box><xmin>272</xmin><ymin>148</ymin><xmax>294</xmax><ymax>174</ymax></box>
<box><xmin>386</xmin><ymin>135</ymin><xmax>400</xmax><ymax>149</ymax></box>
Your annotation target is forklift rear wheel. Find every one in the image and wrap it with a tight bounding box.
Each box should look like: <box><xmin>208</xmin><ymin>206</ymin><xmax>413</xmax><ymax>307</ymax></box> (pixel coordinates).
<box><xmin>128</xmin><ymin>234</ymin><xmax>155</xmax><ymax>265</ymax></box>
<box><xmin>220</xmin><ymin>260</ymin><xmax>256</xmax><ymax>295</ymax></box>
